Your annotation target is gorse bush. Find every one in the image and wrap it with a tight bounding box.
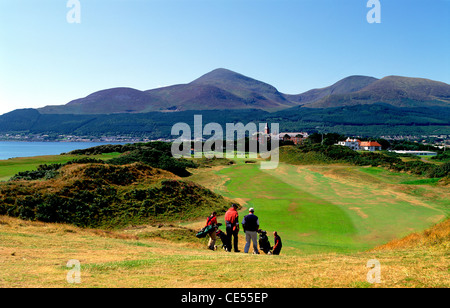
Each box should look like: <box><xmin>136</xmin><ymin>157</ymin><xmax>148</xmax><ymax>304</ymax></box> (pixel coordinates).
<box><xmin>431</xmin><ymin>152</ymin><xmax>450</xmax><ymax>162</ymax></box>
<box><xmin>10</xmin><ymin>163</ymin><xmax>63</xmax><ymax>181</ymax></box>
<box><xmin>427</xmin><ymin>162</ymin><xmax>450</xmax><ymax>178</ymax></box>
<box><xmin>67</xmin><ymin>141</ymin><xmax>173</xmax><ymax>155</ymax></box>
<box><xmin>108</xmin><ymin>148</ymin><xmax>197</xmax><ymax>177</ymax></box>
<box><xmin>81</xmin><ymin>164</ymin><xmax>138</xmax><ymax>186</ymax></box>
<box><xmin>121</xmin><ymin>180</ymin><xmax>230</xmax><ymax>222</ymax></box>
<box><xmin>68</xmin><ymin>141</ymin><xmax>197</xmax><ymax>177</ymax></box>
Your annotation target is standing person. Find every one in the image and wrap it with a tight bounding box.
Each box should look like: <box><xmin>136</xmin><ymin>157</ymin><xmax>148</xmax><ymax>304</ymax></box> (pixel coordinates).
<box><xmin>224</xmin><ymin>203</ymin><xmax>240</xmax><ymax>252</ymax></box>
<box><xmin>205</xmin><ymin>212</ymin><xmax>218</xmax><ymax>250</ymax></box>
<box><xmin>242</xmin><ymin>208</ymin><xmax>259</xmax><ymax>254</ymax></box>
<box><xmin>272</xmin><ymin>231</ymin><xmax>282</xmax><ymax>255</ymax></box>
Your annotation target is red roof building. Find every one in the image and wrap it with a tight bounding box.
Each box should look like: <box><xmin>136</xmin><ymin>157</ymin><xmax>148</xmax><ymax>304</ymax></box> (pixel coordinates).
<box><xmin>359</xmin><ymin>141</ymin><xmax>382</xmax><ymax>151</ymax></box>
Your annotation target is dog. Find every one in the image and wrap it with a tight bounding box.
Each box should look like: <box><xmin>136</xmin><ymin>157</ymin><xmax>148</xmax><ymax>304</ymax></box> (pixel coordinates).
<box><xmin>215</xmin><ymin>229</ymin><xmax>229</xmax><ymax>251</ymax></box>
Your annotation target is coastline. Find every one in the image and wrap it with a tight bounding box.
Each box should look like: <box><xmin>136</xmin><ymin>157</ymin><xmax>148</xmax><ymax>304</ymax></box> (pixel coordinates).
<box><xmin>0</xmin><ymin>141</ymin><xmax>129</xmax><ymax>161</ymax></box>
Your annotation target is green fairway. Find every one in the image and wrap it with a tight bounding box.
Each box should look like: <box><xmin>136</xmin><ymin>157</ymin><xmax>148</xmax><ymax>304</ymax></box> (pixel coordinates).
<box><xmin>0</xmin><ymin>152</ymin><xmax>120</xmax><ymax>181</ymax></box>
<box><xmin>212</xmin><ymin>161</ymin><xmax>448</xmax><ymax>254</ymax></box>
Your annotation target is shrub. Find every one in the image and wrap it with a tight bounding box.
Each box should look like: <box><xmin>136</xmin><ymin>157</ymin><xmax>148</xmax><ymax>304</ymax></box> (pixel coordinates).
<box><xmin>10</xmin><ymin>164</ymin><xmax>63</xmax><ymax>181</ymax></box>
<box><xmin>427</xmin><ymin>162</ymin><xmax>450</xmax><ymax>178</ymax></box>
<box><xmin>108</xmin><ymin>148</ymin><xmax>197</xmax><ymax>177</ymax></box>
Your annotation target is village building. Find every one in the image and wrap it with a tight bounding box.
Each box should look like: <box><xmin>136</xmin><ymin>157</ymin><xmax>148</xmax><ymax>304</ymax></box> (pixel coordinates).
<box><xmin>359</xmin><ymin>141</ymin><xmax>382</xmax><ymax>151</ymax></box>
<box><xmin>337</xmin><ymin>138</ymin><xmax>382</xmax><ymax>151</ymax></box>
<box><xmin>279</xmin><ymin>133</ymin><xmax>308</xmax><ymax>145</ymax></box>
<box><xmin>251</xmin><ymin>124</ymin><xmax>308</xmax><ymax>145</ymax></box>
<box><xmin>252</xmin><ymin>123</ymin><xmax>272</xmax><ymax>144</ymax></box>
<box><xmin>338</xmin><ymin>138</ymin><xmax>361</xmax><ymax>150</ymax></box>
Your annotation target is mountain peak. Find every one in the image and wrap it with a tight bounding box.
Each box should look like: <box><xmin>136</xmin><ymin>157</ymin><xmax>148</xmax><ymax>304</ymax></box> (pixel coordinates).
<box><xmin>189</xmin><ymin>68</ymin><xmax>294</xmax><ymax>111</ymax></box>
<box><xmin>191</xmin><ymin>68</ymin><xmax>253</xmax><ymax>84</ymax></box>
<box><xmin>305</xmin><ymin>74</ymin><xmax>450</xmax><ymax>108</ymax></box>
<box><xmin>285</xmin><ymin>75</ymin><xmax>378</xmax><ymax>105</ymax></box>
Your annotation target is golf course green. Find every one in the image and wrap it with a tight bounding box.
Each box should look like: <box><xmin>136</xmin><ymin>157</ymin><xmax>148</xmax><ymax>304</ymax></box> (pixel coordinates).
<box><xmin>0</xmin><ymin>152</ymin><xmax>120</xmax><ymax>181</ymax></box>
<box><xmin>209</xmin><ymin>160</ymin><xmax>448</xmax><ymax>254</ymax></box>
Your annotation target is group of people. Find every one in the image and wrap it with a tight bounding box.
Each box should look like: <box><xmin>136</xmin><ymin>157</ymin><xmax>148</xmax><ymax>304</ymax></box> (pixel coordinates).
<box><xmin>205</xmin><ymin>203</ymin><xmax>282</xmax><ymax>255</ymax></box>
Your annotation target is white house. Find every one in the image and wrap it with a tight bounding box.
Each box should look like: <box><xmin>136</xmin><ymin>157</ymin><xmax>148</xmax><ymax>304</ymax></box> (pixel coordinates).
<box><xmin>359</xmin><ymin>141</ymin><xmax>382</xmax><ymax>151</ymax></box>
<box><xmin>337</xmin><ymin>138</ymin><xmax>382</xmax><ymax>151</ymax></box>
<box><xmin>338</xmin><ymin>138</ymin><xmax>361</xmax><ymax>150</ymax></box>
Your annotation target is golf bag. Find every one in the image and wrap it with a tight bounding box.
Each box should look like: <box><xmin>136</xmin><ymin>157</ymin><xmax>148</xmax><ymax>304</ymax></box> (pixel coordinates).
<box><xmin>196</xmin><ymin>224</ymin><xmax>215</xmax><ymax>238</ymax></box>
<box><xmin>196</xmin><ymin>223</ymin><xmax>222</xmax><ymax>239</ymax></box>
<box><xmin>257</xmin><ymin>229</ymin><xmax>272</xmax><ymax>254</ymax></box>
<box><xmin>216</xmin><ymin>229</ymin><xmax>229</xmax><ymax>251</ymax></box>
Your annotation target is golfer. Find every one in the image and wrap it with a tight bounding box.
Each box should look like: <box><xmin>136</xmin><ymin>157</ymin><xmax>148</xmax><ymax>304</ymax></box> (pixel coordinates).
<box><xmin>272</xmin><ymin>231</ymin><xmax>282</xmax><ymax>255</ymax></box>
<box><xmin>205</xmin><ymin>211</ymin><xmax>218</xmax><ymax>251</ymax></box>
<box><xmin>242</xmin><ymin>208</ymin><xmax>259</xmax><ymax>254</ymax></box>
<box><xmin>225</xmin><ymin>203</ymin><xmax>240</xmax><ymax>252</ymax></box>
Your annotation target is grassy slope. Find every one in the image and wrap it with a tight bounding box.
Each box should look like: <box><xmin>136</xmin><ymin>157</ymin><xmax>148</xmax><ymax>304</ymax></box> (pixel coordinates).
<box><xmin>217</xmin><ymin>162</ymin><xmax>359</xmax><ymax>254</ymax></box>
<box><xmin>192</xmin><ymin>160</ymin><xmax>448</xmax><ymax>254</ymax></box>
<box><xmin>271</xmin><ymin>164</ymin><xmax>448</xmax><ymax>243</ymax></box>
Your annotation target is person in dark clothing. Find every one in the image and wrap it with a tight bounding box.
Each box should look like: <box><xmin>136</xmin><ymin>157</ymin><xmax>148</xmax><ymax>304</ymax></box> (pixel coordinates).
<box><xmin>272</xmin><ymin>231</ymin><xmax>282</xmax><ymax>255</ymax></box>
<box><xmin>242</xmin><ymin>208</ymin><xmax>259</xmax><ymax>254</ymax></box>
<box><xmin>224</xmin><ymin>204</ymin><xmax>240</xmax><ymax>252</ymax></box>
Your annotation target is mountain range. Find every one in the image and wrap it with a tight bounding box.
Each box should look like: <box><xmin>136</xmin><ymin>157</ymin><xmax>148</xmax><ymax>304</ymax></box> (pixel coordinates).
<box><xmin>1</xmin><ymin>68</ymin><xmax>449</xmax><ymax>138</ymax></box>
<box><xmin>36</xmin><ymin>68</ymin><xmax>450</xmax><ymax>115</ymax></box>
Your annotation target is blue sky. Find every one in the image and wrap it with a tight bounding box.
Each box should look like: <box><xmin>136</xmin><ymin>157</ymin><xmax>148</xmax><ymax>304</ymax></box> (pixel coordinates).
<box><xmin>0</xmin><ymin>0</ymin><xmax>449</xmax><ymax>115</ymax></box>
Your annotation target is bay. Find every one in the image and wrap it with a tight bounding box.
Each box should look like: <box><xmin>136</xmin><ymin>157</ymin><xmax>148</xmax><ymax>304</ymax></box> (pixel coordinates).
<box><xmin>0</xmin><ymin>141</ymin><xmax>127</xmax><ymax>160</ymax></box>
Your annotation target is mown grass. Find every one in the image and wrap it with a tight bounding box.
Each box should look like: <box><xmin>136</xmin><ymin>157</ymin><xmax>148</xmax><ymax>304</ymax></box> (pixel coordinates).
<box><xmin>0</xmin><ymin>153</ymin><xmax>120</xmax><ymax>181</ymax></box>
<box><xmin>400</xmin><ymin>178</ymin><xmax>441</xmax><ymax>185</ymax></box>
<box><xmin>217</xmin><ymin>162</ymin><xmax>360</xmax><ymax>254</ymax></box>
<box><xmin>189</xmin><ymin>159</ymin><xmax>448</xmax><ymax>254</ymax></box>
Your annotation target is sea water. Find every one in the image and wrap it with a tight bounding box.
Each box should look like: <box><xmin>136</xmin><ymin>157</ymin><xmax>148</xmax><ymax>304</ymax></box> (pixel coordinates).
<box><xmin>0</xmin><ymin>141</ymin><xmax>126</xmax><ymax>160</ymax></box>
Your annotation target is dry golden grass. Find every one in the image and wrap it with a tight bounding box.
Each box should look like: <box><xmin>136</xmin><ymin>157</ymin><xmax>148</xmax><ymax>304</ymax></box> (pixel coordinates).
<box><xmin>57</xmin><ymin>162</ymin><xmax>180</xmax><ymax>185</ymax></box>
<box><xmin>3</xmin><ymin>162</ymin><xmax>181</xmax><ymax>197</ymax></box>
<box><xmin>374</xmin><ymin>219</ymin><xmax>450</xmax><ymax>251</ymax></box>
<box><xmin>1</xmin><ymin>215</ymin><xmax>448</xmax><ymax>288</ymax></box>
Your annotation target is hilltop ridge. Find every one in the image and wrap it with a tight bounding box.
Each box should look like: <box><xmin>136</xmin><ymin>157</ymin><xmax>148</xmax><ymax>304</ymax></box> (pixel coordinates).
<box><xmin>34</xmin><ymin>69</ymin><xmax>450</xmax><ymax>114</ymax></box>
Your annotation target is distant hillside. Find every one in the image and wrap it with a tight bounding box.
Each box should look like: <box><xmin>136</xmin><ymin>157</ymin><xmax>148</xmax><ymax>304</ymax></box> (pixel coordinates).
<box><xmin>307</xmin><ymin>76</ymin><xmax>450</xmax><ymax>108</ymax></box>
<box><xmin>146</xmin><ymin>83</ymin><xmax>257</xmax><ymax>111</ymax></box>
<box><xmin>39</xmin><ymin>88</ymin><xmax>169</xmax><ymax>114</ymax></box>
<box><xmin>38</xmin><ymin>68</ymin><xmax>298</xmax><ymax>114</ymax></box>
<box><xmin>284</xmin><ymin>75</ymin><xmax>379</xmax><ymax>105</ymax></box>
<box><xmin>188</xmin><ymin>68</ymin><xmax>295</xmax><ymax>111</ymax></box>
<box><xmin>35</xmin><ymin>69</ymin><xmax>450</xmax><ymax>115</ymax></box>
<box><xmin>1</xmin><ymin>104</ymin><xmax>449</xmax><ymax>138</ymax></box>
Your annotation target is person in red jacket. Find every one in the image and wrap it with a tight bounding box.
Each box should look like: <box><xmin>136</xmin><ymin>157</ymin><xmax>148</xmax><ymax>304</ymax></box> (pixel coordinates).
<box><xmin>205</xmin><ymin>212</ymin><xmax>218</xmax><ymax>250</ymax></box>
<box><xmin>224</xmin><ymin>204</ymin><xmax>240</xmax><ymax>252</ymax></box>
<box><xmin>272</xmin><ymin>231</ymin><xmax>282</xmax><ymax>255</ymax></box>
